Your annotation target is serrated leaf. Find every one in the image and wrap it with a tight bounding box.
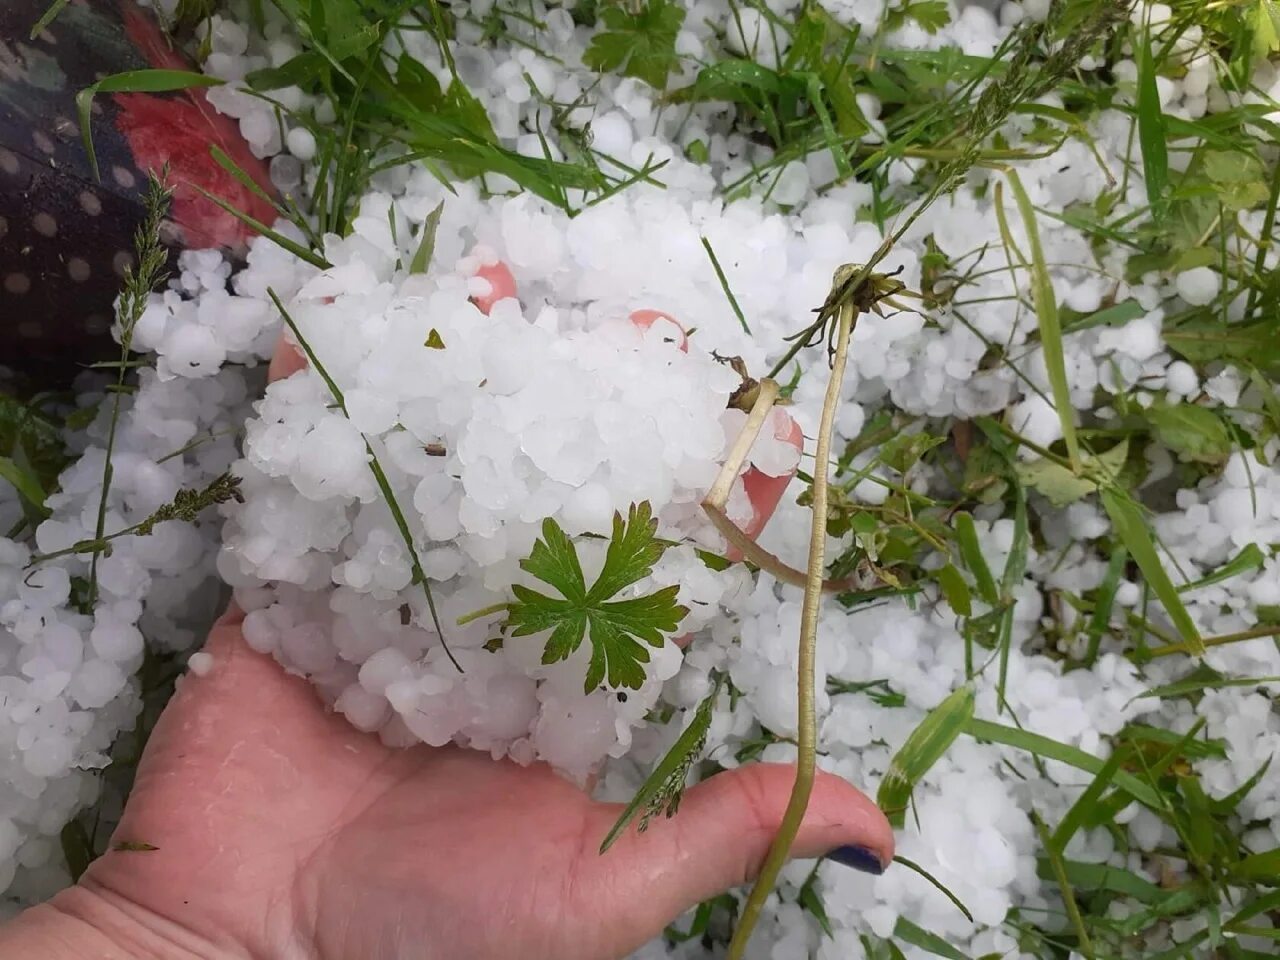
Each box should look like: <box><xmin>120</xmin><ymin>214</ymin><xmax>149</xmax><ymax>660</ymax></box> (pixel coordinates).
<box><xmin>600</xmin><ymin>677</ymin><xmax>721</xmax><ymax>853</ymax></box>
<box><xmin>1017</xmin><ymin>440</ymin><xmax>1128</xmax><ymax>507</ymax></box>
<box><xmin>1146</xmin><ymin>402</ymin><xmax>1232</xmax><ymax>464</ymax></box>
<box><xmin>506</xmin><ymin>503</ymin><xmax>687</xmax><ymax>693</ymax></box>
<box><xmin>1165</xmin><ymin>319</ymin><xmax>1280</xmax><ymax>372</ymax></box>
<box><xmin>1017</xmin><ymin>458</ymin><xmax>1097</xmax><ymax>506</ymax></box>
<box><xmin>880</xmin><ymin>432</ymin><xmax>945</xmax><ymax>474</ymax></box>
<box><xmin>583</xmin><ymin>0</ymin><xmax>685</xmax><ymax>90</ymax></box>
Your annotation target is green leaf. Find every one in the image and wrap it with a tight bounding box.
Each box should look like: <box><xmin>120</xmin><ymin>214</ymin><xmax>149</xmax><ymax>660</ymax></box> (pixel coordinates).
<box><xmin>1006</xmin><ymin>172</ymin><xmax>1080</xmax><ymax>469</ymax></box>
<box><xmin>1254</xmin><ymin>0</ymin><xmax>1280</xmax><ymax>59</ymax></box>
<box><xmin>1137</xmin><ymin>673</ymin><xmax>1280</xmax><ymax>701</ymax></box>
<box><xmin>1164</xmin><ymin>319</ymin><xmax>1280</xmax><ymax>372</ymax></box>
<box><xmin>1060</xmin><ymin>299</ymin><xmax>1145</xmax><ymax>335</ymax></box>
<box><xmin>1146</xmin><ymin>402</ymin><xmax>1232</xmax><ymax>464</ymax></box>
<box><xmin>1230</xmin><ymin>847</ymin><xmax>1280</xmax><ymax>885</ymax></box>
<box><xmin>506</xmin><ymin>503</ymin><xmax>688</xmax><ymax>693</ymax></box>
<box><xmin>246</xmin><ymin>51</ymin><xmax>329</xmax><ymax>91</ymax></box>
<box><xmin>964</xmin><ymin>718</ymin><xmax>1165</xmax><ymax>809</ymax></box>
<box><xmin>880</xmin><ymin>433</ymin><xmax>945</xmax><ymax>474</ymax></box>
<box><xmin>935</xmin><ymin>563</ymin><xmax>972</xmax><ymax>617</ymax></box>
<box><xmin>77</xmin><ymin>71</ymin><xmax>224</xmax><ymax>182</ymax></box>
<box><xmin>1178</xmin><ymin>543</ymin><xmax>1265</xmax><ymax>592</ymax></box>
<box><xmin>893</xmin><ymin>917</ymin><xmax>970</xmax><ymax>960</ymax></box>
<box><xmin>583</xmin><ymin>0</ymin><xmax>686</xmax><ymax>90</ymax></box>
<box><xmin>1017</xmin><ymin>440</ymin><xmax>1128</xmax><ymax>507</ymax></box>
<box><xmin>1017</xmin><ymin>458</ymin><xmax>1097</xmax><ymax>507</ymax></box>
<box><xmin>410</xmin><ymin>202</ymin><xmax>444</xmax><ymax>275</ymax></box>
<box><xmin>1136</xmin><ymin>29</ymin><xmax>1169</xmax><ymax>223</ymax></box>
<box><xmin>31</xmin><ymin>0</ymin><xmax>72</xmax><ymax>39</ymax></box>
<box><xmin>600</xmin><ymin>677</ymin><xmax>720</xmax><ymax>852</ymax></box>
<box><xmin>1100</xmin><ymin>487</ymin><xmax>1204</xmax><ymax>656</ymax></box>
<box><xmin>1202</xmin><ymin>149</ymin><xmax>1270</xmax><ymax>212</ymax></box>
<box><xmin>797</xmin><ymin>875</ymin><xmax>834</xmax><ymax>938</ymax></box>
<box><xmin>0</xmin><ymin>455</ymin><xmax>51</xmax><ymax>520</ymax></box>
<box><xmin>903</xmin><ymin>0</ymin><xmax>951</xmax><ymax>34</ymax></box>
<box><xmin>424</xmin><ymin>328</ymin><xmax>446</xmax><ymax>350</ymax></box>
<box><xmin>878</xmin><ymin>685</ymin><xmax>975</xmax><ymax>827</ymax></box>
<box><xmin>953</xmin><ymin>512</ymin><xmax>998</xmax><ymax>606</ymax></box>
<box><xmin>1036</xmin><ymin>856</ymin><xmax>1166</xmax><ymax>903</ymax></box>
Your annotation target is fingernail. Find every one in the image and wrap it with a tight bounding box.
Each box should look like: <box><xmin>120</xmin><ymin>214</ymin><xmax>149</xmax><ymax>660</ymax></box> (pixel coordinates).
<box><xmin>826</xmin><ymin>845</ymin><xmax>885</xmax><ymax>875</ymax></box>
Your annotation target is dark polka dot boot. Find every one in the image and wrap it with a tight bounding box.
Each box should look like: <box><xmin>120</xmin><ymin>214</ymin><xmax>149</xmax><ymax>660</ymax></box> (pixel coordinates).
<box><xmin>0</xmin><ymin>0</ymin><xmax>278</xmax><ymax>391</ymax></box>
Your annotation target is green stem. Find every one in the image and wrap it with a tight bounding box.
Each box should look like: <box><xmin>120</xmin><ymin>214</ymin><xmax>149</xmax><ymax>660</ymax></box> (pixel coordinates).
<box><xmin>1148</xmin><ymin>623</ymin><xmax>1280</xmax><ymax>659</ymax></box>
<box><xmin>727</xmin><ymin>298</ymin><xmax>856</xmax><ymax>959</ymax></box>
<box><xmin>456</xmin><ymin>602</ymin><xmax>510</xmax><ymax>626</ymax></box>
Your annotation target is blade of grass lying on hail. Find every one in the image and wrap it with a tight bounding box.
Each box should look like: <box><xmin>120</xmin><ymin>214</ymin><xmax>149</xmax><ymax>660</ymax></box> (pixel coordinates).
<box><xmin>600</xmin><ymin>675</ymin><xmax>723</xmax><ymax>853</ymax></box>
<box><xmin>76</xmin><ymin>70</ymin><xmax>224</xmax><ymax>182</ymax></box>
<box><xmin>267</xmin><ymin>289</ymin><xmax>459</xmax><ymax>671</ymax></box>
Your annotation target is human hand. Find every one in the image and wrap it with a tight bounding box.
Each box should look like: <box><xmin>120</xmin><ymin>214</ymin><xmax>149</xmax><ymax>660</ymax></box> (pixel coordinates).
<box><xmin>1</xmin><ymin>340</ymin><xmax>892</xmax><ymax>960</ymax></box>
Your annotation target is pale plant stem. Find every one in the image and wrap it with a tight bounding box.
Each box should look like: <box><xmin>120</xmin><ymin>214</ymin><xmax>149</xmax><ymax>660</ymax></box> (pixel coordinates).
<box><xmin>702</xmin><ymin>378</ymin><xmax>864</xmax><ymax>593</ymax></box>
<box><xmin>726</xmin><ymin>300</ymin><xmax>857</xmax><ymax>960</ymax></box>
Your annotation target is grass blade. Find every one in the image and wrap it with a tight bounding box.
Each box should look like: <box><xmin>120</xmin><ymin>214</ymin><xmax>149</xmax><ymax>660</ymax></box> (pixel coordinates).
<box><xmin>191</xmin><ymin>185</ymin><xmax>332</xmax><ymax>270</ymax></box>
<box><xmin>1032</xmin><ymin>811</ymin><xmax>1095</xmax><ymax>959</ymax></box>
<box><xmin>964</xmin><ymin>717</ymin><xmax>1164</xmax><ymax>809</ymax></box>
<box><xmin>893</xmin><ymin>918</ymin><xmax>971</xmax><ymax>960</ymax></box>
<box><xmin>77</xmin><ymin>71</ymin><xmax>223</xmax><ymax>181</ymax></box>
<box><xmin>1136</xmin><ymin>27</ymin><xmax>1169</xmax><ymax>223</ymax></box>
<box><xmin>1083</xmin><ymin>546</ymin><xmax>1127</xmax><ymax>665</ymax></box>
<box><xmin>1051</xmin><ymin>745</ymin><xmax>1129</xmax><ymax>851</ymax></box>
<box><xmin>1229</xmin><ymin>848</ymin><xmax>1280</xmax><ymax>884</ymax></box>
<box><xmin>267</xmin><ymin>289</ymin><xmax>458</xmax><ymax>671</ymax></box>
<box><xmin>600</xmin><ymin>678</ymin><xmax>721</xmax><ymax>853</ymax></box>
<box><xmin>410</xmin><ymin>202</ymin><xmax>445</xmax><ymax>274</ymax></box>
<box><xmin>700</xmin><ymin>236</ymin><xmax>751</xmax><ymax>335</ymax></box>
<box><xmin>891</xmin><ymin>856</ymin><xmax>973</xmax><ymax>921</ymax></box>
<box><xmin>1100</xmin><ymin>487</ymin><xmax>1204</xmax><ymax>656</ymax></box>
<box><xmin>1007</xmin><ymin>170</ymin><xmax>1079</xmax><ymax>470</ymax></box>
<box><xmin>0</xmin><ymin>456</ymin><xmax>51</xmax><ymax>520</ymax></box>
<box><xmin>953</xmin><ymin>512</ymin><xmax>998</xmax><ymax>605</ymax></box>
<box><xmin>877</xmin><ymin>685</ymin><xmax>974</xmax><ymax>827</ymax></box>
<box><xmin>30</xmin><ymin>0</ymin><xmax>71</xmax><ymax>38</ymax></box>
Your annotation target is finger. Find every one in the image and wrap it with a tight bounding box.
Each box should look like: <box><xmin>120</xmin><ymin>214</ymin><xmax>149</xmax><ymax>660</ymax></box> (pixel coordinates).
<box><xmin>588</xmin><ymin>763</ymin><xmax>893</xmax><ymax>936</ymax></box>
<box><xmin>268</xmin><ymin>335</ymin><xmax>306</xmax><ymax>382</ymax></box>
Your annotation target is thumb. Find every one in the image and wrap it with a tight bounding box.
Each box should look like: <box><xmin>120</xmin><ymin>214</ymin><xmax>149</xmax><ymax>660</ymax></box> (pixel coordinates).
<box><xmin>589</xmin><ymin>763</ymin><xmax>893</xmax><ymax>940</ymax></box>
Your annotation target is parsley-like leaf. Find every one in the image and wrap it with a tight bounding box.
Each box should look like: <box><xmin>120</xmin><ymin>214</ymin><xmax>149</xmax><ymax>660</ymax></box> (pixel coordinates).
<box><xmin>505</xmin><ymin>502</ymin><xmax>688</xmax><ymax>693</ymax></box>
<box><xmin>582</xmin><ymin>0</ymin><xmax>685</xmax><ymax>90</ymax></box>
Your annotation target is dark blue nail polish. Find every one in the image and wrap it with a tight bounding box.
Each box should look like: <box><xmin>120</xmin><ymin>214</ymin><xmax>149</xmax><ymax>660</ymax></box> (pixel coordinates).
<box><xmin>826</xmin><ymin>845</ymin><xmax>885</xmax><ymax>875</ymax></box>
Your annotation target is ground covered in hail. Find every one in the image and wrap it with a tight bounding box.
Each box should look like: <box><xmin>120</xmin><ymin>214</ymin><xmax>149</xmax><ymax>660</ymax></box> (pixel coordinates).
<box><xmin>3</xmin><ymin>0</ymin><xmax>1280</xmax><ymax>957</ymax></box>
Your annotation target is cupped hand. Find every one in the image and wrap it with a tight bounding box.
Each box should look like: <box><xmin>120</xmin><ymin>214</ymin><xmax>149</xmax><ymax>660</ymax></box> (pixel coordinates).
<box><xmin>57</xmin><ymin>337</ymin><xmax>893</xmax><ymax>960</ymax></box>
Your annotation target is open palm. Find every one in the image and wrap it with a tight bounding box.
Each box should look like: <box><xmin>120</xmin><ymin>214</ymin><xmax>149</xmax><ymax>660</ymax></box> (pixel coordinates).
<box><xmin>78</xmin><ymin>606</ymin><xmax>892</xmax><ymax>960</ymax></box>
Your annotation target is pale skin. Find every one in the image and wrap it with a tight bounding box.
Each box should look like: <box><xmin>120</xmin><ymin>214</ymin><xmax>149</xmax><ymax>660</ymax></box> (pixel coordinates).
<box><xmin>0</xmin><ymin>341</ymin><xmax>894</xmax><ymax>960</ymax></box>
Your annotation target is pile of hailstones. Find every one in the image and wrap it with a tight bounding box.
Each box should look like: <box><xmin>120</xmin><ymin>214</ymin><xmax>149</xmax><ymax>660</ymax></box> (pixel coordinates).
<box><xmin>218</xmin><ymin>195</ymin><xmax>808</xmax><ymax>782</ymax></box>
